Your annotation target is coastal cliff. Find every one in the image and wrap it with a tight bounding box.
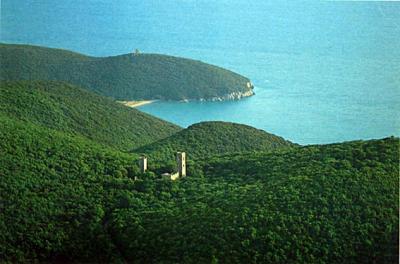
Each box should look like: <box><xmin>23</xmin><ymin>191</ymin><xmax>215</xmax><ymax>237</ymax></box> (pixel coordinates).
<box><xmin>186</xmin><ymin>82</ymin><xmax>254</xmax><ymax>102</ymax></box>
<box><xmin>205</xmin><ymin>88</ymin><xmax>255</xmax><ymax>102</ymax></box>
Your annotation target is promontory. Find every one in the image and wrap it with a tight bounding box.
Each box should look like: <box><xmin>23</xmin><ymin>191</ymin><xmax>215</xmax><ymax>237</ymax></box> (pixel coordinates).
<box><xmin>0</xmin><ymin>43</ymin><xmax>254</xmax><ymax>101</ymax></box>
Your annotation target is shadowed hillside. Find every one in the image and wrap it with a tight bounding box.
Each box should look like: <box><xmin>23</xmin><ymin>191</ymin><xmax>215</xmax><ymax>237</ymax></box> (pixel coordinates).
<box><xmin>0</xmin><ymin>43</ymin><xmax>254</xmax><ymax>100</ymax></box>
<box><xmin>1</xmin><ymin>115</ymin><xmax>398</xmax><ymax>263</ymax></box>
<box><xmin>0</xmin><ymin>80</ymin><xmax>180</xmax><ymax>150</ymax></box>
<box><xmin>135</xmin><ymin>121</ymin><xmax>296</xmax><ymax>167</ymax></box>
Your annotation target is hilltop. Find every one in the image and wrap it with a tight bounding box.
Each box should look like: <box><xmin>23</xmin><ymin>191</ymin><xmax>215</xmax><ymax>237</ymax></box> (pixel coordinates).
<box><xmin>0</xmin><ymin>80</ymin><xmax>180</xmax><ymax>151</ymax></box>
<box><xmin>135</xmin><ymin>121</ymin><xmax>295</xmax><ymax>165</ymax></box>
<box><xmin>0</xmin><ymin>70</ymin><xmax>397</xmax><ymax>263</ymax></box>
<box><xmin>148</xmin><ymin>137</ymin><xmax>399</xmax><ymax>263</ymax></box>
<box><xmin>0</xmin><ymin>43</ymin><xmax>254</xmax><ymax>101</ymax></box>
<box><xmin>1</xmin><ymin>115</ymin><xmax>398</xmax><ymax>263</ymax></box>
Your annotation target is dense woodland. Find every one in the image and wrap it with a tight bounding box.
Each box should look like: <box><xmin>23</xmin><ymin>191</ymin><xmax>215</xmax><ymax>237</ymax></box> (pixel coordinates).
<box><xmin>0</xmin><ymin>80</ymin><xmax>180</xmax><ymax>151</ymax></box>
<box><xmin>0</xmin><ymin>113</ymin><xmax>398</xmax><ymax>263</ymax></box>
<box><xmin>0</xmin><ymin>44</ymin><xmax>253</xmax><ymax>100</ymax></box>
<box><xmin>135</xmin><ymin>121</ymin><xmax>296</xmax><ymax>169</ymax></box>
<box><xmin>0</xmin><ymin>78</ymin><xmax>398</xmax><ymax>263</ymax></box>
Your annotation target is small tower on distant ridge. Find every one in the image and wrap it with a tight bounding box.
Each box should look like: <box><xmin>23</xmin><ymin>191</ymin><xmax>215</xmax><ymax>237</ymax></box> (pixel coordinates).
<box><xmin>139</xmin><ymin>156</ymin><xmax>147</xmax><ymax>173</ymax></box>
<box><xmin>176</xmin><ymin>152</ymin><xmax>186</xmax><ymax>177</ymax></box>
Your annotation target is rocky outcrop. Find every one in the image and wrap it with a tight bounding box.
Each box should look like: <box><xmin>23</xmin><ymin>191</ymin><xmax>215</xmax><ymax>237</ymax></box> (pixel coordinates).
<box><xmin>181</xmin><ymin>90</ymin><xmax>255</xmax><ymax>102</ymax></box>
<box><xmin>203</xmin><ymin>89</ymin><xmax>255</xmax><ymax>102</ymax></box>
<box><xmin>195</xmin><ymin>81</ymin><xmax>255</xmax><ymax>102</ymax></box>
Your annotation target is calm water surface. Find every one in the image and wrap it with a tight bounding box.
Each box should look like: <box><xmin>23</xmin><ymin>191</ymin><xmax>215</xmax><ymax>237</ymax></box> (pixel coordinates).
<box><xmin>2</xmin><ymin>0</ymin><xmax>399</xmax><ymax>144</ymax></box>
<box><xmin>139</xmin><ymin>51</ymin><xmax>399</xmax><ymax>144</ymax></box>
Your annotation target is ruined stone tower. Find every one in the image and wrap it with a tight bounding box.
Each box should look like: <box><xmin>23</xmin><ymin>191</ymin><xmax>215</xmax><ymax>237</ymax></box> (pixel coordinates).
<box><xmin>139</xmin><ymin>156</ymin><xmax>147</xmax><ymax>173</ymax></box>
<box><xmin>176</xmin><ymin>152</ymin><xmax>186</xmax><ymax>177</ymax></box>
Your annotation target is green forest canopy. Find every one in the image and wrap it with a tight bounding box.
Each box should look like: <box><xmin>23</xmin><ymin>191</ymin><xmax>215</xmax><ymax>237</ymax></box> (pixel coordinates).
<box><xmin>0</xmin><ymin>43</ymin><xmax>253</xmax><ymax>100</ymax></box>
<box><xmin>0</xmin><ymin>80</ymin><xmax>180</xmax><ymax>151</ymax></box>
<box><xmin>135</xmin><ymin>121</ymin><xmax>296</xmax><ymax>168</ymax></box>
<box><xmin>1</xmin><ymin>112</ymin><xmax>398</xmax><ymax>263</ymax></box>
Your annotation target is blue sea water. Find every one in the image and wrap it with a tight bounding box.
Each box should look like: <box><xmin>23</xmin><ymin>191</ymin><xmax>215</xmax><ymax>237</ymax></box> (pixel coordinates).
<box><xmin>2</xmin><ymin>0</ymin><xmax>399</xmax><ymax>144</ymax></box>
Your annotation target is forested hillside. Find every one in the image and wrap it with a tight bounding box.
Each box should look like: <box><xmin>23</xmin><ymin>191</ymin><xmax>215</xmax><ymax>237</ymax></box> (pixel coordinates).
<box><xmin>1</xmin><ymin>112</ymin><xmax>398</xmax><ymax>264</ymax></box>
<box><xmin>0</xmin><ymin>81</ymin><xmax>180</xmax><ymax>150</ymax></box>
<box><xmin>0</xmin><ymin>43</ymin><xmax>253</xmax><ymax>100</ymax></box>
<box><xmin>0</xmin><ymin>114</ymin><xmax>140</xmax><ymax>262</ymax></box>
<box><xmin>135</xmin><ymin>121</ymin><xmax>295</xmax><ymax>166</ymax></box>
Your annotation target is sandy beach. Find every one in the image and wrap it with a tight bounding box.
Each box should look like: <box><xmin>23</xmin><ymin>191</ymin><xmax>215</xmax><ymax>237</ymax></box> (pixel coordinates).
<box><xmin>118</xmin><ymin>100</ymin><xmax>156</xmax><ymax>108</ymax></box>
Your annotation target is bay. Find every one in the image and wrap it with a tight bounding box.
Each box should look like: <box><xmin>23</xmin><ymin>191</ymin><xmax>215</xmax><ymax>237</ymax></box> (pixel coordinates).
<box><xmin>2</xmin><ymin>0</ymin><xmax>399</xmax><ymax>144</ymax></box>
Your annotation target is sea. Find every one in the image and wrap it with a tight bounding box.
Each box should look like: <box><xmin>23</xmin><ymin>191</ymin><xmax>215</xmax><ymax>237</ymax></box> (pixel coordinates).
<box><xmin>2</xmin><ymin>0</ymin><xmax>399</xmax><ymax>144</ymax></box>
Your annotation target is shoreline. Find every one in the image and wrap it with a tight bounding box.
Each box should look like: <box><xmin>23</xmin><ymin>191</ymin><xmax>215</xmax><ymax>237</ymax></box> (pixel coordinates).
<box><xmin>118</xmin><ymin>89</ymin><xmax>255</xmax><ymax>107</ymax></box>
<box><xmin>118</xmin><ymin>100</ymin><xmax>157</xmax><ymax>108</ymax></box>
